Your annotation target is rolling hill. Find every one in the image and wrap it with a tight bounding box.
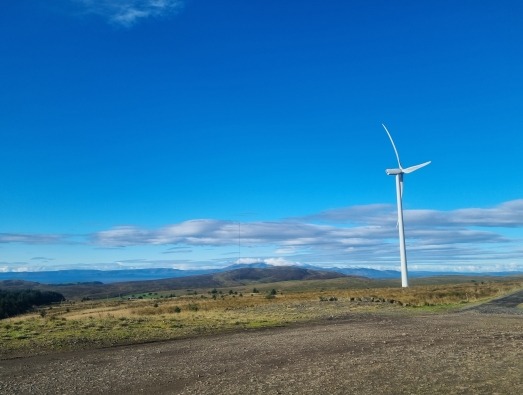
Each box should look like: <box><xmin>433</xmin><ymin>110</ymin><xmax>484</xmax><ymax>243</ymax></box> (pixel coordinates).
<box><xmin>0</xmin><ymin>266</ymin><xmax>350</xmax><ymax>300</ymax></box>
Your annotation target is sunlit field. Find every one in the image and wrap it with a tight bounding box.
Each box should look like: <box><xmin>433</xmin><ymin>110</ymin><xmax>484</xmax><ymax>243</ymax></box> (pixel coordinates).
<box><xmin>1</xmin><ymin>277</ymin><xmax>522</xmax><ymax>358</ymax></box>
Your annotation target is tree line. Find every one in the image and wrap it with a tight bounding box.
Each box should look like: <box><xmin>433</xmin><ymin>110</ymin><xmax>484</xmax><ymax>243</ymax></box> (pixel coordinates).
<box><xmin>0</xmin><ymin>289</ymin><xmax>65</xmax><ymax>319</ymax></box>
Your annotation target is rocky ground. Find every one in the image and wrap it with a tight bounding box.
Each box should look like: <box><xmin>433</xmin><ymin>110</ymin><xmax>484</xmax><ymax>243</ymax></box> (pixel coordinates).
<box><xmin>1</xmin><ymin>292</ymin><xmax>522</xmax><ymax>395</ymax></box>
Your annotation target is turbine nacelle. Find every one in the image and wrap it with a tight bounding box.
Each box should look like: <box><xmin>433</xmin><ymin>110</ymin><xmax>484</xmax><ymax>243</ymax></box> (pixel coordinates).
<box><xmin>386</xmin><ymin>161</ymin><xmax>431</xmax><ymax>176</ymax></box>
<box><xmin>386</xmin><ymin>168</ymin><xmax>402</xmax><ymax>175</ymax></box>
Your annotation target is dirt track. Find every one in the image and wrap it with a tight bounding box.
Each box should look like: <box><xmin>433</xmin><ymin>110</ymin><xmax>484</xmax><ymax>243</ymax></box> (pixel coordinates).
<box><xmin>1</xmin><ymin>295</ymin><xmax>522</xmax><ymax>395</ymax></box>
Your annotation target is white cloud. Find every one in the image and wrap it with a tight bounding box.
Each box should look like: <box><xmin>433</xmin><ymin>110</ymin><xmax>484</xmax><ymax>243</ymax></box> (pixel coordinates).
<box><xmin>92</xmin><ymin>220</ymin><xmax>391</xmax><ymax>249</ymax></box>
<box><xmin>93</xmin><ymin>225</ymin><xmax>155</xmax><ymax>246</ymax></box>
<box><xmin>265</xmin><ymin>257</ymin><xmax>300</xmax><ymax>266</ymax></box>
<box><xmin>89</xmin><ymin>199</ymin><xmax>523</xmax><ymax>271</ymax></box>
<box><xmin>236</xmin><ymin>257</ymin><xmax>299</xmax><ymax>267</ymax></box>
<box><xmin>308</xmin><ymin>200</ymin><xmax>523</xmax><ymax>228</ymax></box>
<box><xmin>3</xmin><ymin>200</ymin><xmax>523</xmax><ymax>273</ymax></box>
<box><xmin>0</xmin><ymin>233</ymin><xmax>66</xmax><ymax>244</ymax></box>
<box><xmin>72</xmin><ymin>0</ymin><xmax>184</xmax><ymax>26</ymax></box>
<box><xmin>0</xmin><ymin>262</ymin><xmax>44</xmax><ymax>272</ymax></box>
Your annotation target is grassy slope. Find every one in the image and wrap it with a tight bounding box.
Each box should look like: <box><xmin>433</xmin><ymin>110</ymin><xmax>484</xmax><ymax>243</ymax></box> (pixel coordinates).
<box><xmin>1</xmin><ymin>276</ymin><xmax>523</xmax><ymax>358</ymax></box>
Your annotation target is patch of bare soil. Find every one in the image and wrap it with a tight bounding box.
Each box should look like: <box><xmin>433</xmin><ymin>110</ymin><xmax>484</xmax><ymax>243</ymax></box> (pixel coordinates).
<box><xmin>1</xmin><ymin>300</ymin><xmax>522</xmax><ymax>394</ymax></box>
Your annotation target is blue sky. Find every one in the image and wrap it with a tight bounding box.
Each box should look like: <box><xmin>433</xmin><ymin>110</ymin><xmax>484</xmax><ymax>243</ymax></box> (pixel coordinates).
<box><xmin>1</xmin><ymin>0</ymin><xmax>522</xmax><ymax>273</ymax></box>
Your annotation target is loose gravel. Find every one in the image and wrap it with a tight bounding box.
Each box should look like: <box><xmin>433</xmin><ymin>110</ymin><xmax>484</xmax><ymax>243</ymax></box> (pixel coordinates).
<box><xmin>1</xmin><ymin>293</ymin><xmax>522</xmax><ymax>395</ymax></box>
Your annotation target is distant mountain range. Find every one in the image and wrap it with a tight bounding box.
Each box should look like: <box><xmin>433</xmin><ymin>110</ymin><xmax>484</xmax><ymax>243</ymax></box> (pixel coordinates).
<box><xmin>2</xmin><ymin>264</ymin><xmax>522</xmax><ymax>300</ymax></box>
<box><xmin>0</xmin><ymin>263</ymin><xmax>521</xmax><ymax>284</ymax></box>
<box><xmin>0</xmin><ymin>266</ymin><xmax>350</xmax><ymax>300</ymax></box>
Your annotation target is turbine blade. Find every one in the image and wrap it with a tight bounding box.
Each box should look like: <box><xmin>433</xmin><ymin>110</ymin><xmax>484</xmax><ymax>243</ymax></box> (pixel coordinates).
<box><xmin>402</xmin><ymin>161</ymin><xmax>431</xmax><ymax>174</ymax></box>
<box><xmin>382</xmin><ymin>124</ymin><xmax>403</xmax><ymax>169</ymax></box>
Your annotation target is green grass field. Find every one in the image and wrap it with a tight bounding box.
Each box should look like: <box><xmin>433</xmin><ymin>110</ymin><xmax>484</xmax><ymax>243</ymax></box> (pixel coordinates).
<box><xmin>1</xmin><ymin>276</ymin><xmax>522</xmax><ymax>358</ymax></box>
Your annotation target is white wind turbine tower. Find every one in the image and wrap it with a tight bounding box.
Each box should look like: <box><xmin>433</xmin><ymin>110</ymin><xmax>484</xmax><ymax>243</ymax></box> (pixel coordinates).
<box><xmin>382</xmin><ymin>124</ymin><xmax>431</xmax><ymax>288</ymax></box>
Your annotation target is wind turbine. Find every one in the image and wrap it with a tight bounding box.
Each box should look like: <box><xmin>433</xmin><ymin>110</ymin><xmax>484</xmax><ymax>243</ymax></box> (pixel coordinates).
<box><xmin>383</xmin><ymin>124</ymin><xmax>430</xmax><ymax>288</ymax></box>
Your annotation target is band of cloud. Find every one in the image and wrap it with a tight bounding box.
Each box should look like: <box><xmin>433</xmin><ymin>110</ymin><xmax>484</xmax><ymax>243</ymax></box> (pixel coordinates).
<box><xmin>92</xmin><ymin>200</ymin><xmax>523</xmax><ymax>248</ymax></box>
<box><xmin>2</xmin><ymin>200</ymin><xmax>522</xmax><ymax>270</ymax></box>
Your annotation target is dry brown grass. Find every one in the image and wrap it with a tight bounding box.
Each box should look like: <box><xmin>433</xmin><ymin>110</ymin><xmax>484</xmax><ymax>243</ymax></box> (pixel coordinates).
<box><xmin>1</xmin><ymin>278</ymin><xmax>522</xmax><ymax>357</ymax></box>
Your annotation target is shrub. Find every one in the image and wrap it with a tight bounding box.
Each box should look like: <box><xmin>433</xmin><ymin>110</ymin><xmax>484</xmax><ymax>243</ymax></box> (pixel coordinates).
<box><xmin>319</xmin><ymin>296</ymin><xmax>338</xmax><ymax>302</ymax></box>
<box><xmin>187</xmin><ymin>304</ymin><xmax>199</xmax><ymax>312</ymax></box>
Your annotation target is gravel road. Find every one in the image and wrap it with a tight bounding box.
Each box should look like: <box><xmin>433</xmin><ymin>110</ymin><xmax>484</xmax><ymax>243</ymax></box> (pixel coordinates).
<box><xmin>1</xmin><ymin>293</ymin><xmax>522</xmax><ymax>395</ymax></box>
<box><xmin>465</xmin><ymin>289</ymin><xmax>523</xmax><ymax>315</ymax></box>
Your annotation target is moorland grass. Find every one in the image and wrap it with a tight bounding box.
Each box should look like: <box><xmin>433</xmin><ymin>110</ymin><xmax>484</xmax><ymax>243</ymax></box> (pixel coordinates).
<box><xmin>1</xmin><ymin>278</ymin><xmax>522</xmax><ymax>358</ymax></box>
